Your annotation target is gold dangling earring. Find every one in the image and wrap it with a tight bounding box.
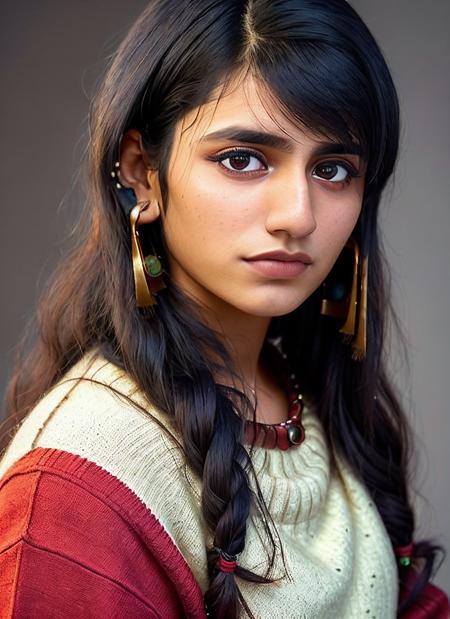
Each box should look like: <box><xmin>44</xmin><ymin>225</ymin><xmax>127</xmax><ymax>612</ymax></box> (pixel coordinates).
<box><xmin>129</xmin><ymin>200</ymin><xmax>166</xmax><ymax>308</ymax></box>
<box><xmin>351</xmin><ymin>253</ymin><xmax>367</xmax><ymax>361</ymax></box>
<box><xmin>320</xmin><ymin>237</ymin><xmax>367</xmax><ymax>360</ymax></box>
<box><xmin>339</xmin><ymin>237</ymin><xmax>359</xmax><ymax>341</ymax></box>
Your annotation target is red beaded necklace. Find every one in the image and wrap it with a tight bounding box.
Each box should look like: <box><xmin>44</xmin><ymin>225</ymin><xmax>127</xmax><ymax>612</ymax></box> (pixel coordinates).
<box><xmin>243</xmin><ymin>344</ymin><xmax>306</xmax><ymax>451</ymax></box>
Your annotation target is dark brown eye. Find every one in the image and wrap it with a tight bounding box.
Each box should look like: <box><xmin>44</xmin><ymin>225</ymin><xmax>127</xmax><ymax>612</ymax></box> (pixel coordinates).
<box><xmin>318</xmin><ymin>164</ymin><xmax>339</xmax><ymax>179</ymax></box>
<box><xmin>221</xmin><ymin>152</ymin><xmax>265</xmax><ymax>173</ymax></box>
<box><xmin>208</xmin><ymin>148</ymin><xmax>267</xmax><ymax>175</ymax></box>
<box><xmin>228</xmin><ymin>154</ymin><xmax>251</xmax><ymax>170</ymax></box>
<box><xmin>313</xmin><ymin>161</ymin><xmax>354</xmax><ymax>183</ymax></box>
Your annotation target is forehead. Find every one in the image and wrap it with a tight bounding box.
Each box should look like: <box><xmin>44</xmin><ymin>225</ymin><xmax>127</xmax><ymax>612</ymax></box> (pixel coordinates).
<box><xmin>174</xmin><ymin>73</ymin><xmax>325</xmax><ymax>152</ymax></box>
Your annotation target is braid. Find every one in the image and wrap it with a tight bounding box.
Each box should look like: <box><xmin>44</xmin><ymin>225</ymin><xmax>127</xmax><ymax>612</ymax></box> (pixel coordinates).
<box><xmin>180</xmin><ymin>376</ymin><xmax>277</xmax><ymax>618</ymax></box>
<box><xmin>202</xmin><ymin>395</ymin><xmax>251</xmax><ymax>618</ymax></box>
<box><xmin>201</xmin><ymin>391</ymin><xmax>254</xmax><ymax>619</ymax></box>
<box><xmin>131</xmin><ymin>289</ymin><xmax>281</xmax><ymax>618</ymax></box>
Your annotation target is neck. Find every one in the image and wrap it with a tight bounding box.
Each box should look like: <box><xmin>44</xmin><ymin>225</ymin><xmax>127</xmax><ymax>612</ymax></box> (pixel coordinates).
<box><xmin>195</xmin><ymin>299</ymin><xmax>290</xmax><ymax>424</ymax></box>
<box><xmin>169</xmin><ymin>274</ymin><xmax>288</xmax><ymax>423</ymax></box>
<box><xmin>204</xmin><ymin>305</ymin><xmax>272</xmax><ymax>391</ymax></box>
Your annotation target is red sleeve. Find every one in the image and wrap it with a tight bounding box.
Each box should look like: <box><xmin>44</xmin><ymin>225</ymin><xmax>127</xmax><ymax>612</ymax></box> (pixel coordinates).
<box><xmin>0</xmin><ymin>448</ymin><xmax>206</xmax><ymax>619</ymax></box>
<box><xmin>399</xmin><ymin>567</ymin><xmax>450</xmax><ymax>619</ymax></box>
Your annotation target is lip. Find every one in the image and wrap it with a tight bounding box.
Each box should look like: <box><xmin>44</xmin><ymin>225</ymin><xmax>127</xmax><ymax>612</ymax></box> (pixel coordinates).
<box><xmin>243</xmin><ymin>250</ymin><xmax>312</xmax><ymax>279</ymax></box>
<box><xmin>245</xmin><ymin>250</ymin><xmax>313</xmax><ymax>264</ymax></box>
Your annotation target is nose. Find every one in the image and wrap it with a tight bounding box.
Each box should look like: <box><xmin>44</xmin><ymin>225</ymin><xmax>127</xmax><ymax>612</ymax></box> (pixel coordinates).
<box><xmin>264</xmin><ymin>172</ymin><xmax>317</xmax><ymax>238</ymax></box>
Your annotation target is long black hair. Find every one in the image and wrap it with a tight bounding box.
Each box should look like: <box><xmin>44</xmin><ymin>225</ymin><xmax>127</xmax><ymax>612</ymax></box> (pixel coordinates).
<box><xmin>3</xmin><ymin>1</ymin><xmax>444</xmax><ymax>617</ymax></box>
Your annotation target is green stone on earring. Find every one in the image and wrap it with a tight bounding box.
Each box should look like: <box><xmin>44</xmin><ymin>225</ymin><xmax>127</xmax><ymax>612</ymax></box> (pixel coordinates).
<box><xmin>144</xmin><ymin>255</ymin><xmax>162</xmax><ymax>277</ymax></box>
<box><xmin>399</xmin><ymin>557</ymin><xmax>411</xmax><ymax>567</ymax></box>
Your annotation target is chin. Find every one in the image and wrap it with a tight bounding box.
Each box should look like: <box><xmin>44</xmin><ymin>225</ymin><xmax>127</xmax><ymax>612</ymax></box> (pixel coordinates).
<box><xmin>238</xmin><ymin>294</ymin><xmax>309</xmax><ymax>318</ymax></box>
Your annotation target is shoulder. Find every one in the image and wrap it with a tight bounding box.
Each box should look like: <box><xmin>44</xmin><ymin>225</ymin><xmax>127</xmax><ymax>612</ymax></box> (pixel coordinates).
<box><xmin>0</xmin><ymin>351</ymin><xmax>210</xmax><ymax>590</ymax></box>
<box><xmin>0</xmin><ymin>447</ymin><xmax>206</xmax><ymax>618</ymax></box>
<box><xmin>0</xmin><ymin>350</ymin><xmax>183</xmax><ymax>479</ymax></box>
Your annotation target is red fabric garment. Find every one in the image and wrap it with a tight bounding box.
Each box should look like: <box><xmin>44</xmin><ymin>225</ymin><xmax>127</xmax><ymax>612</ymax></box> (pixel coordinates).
<box><xmin>0</xmin><ymin>447</ymin><xmax>206</xmax><ymax>618</ymax></box>
<box><xmin>399</xmin><ymin>567</ymin><xmax>450</xmax><ymax>619</ymax></box>
<box><xmin>0</xmin><ymin>447</ymin><xmax>448</xmax><ymax>618</ymax></box>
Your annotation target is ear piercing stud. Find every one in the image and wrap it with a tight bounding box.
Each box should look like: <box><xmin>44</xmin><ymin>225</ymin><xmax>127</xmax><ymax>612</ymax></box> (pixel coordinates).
<box><xmin>111</xmin><ymin>161</ymin><xmax>122</xmax><ymax>189</ymax></box>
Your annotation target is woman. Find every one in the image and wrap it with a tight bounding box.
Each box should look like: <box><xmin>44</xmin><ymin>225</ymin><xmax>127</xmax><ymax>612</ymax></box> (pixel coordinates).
<box><xmin>0</xmin><ymin>0</ymin><xmax>447</xmax><ymax>617</ymax></box>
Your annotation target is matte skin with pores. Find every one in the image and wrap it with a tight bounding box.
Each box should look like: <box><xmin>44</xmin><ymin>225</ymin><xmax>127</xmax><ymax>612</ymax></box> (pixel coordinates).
<box><xmin>119</xmin><ymin>73</ymin><xmax>366</xmax><ymax>424</ymax></box>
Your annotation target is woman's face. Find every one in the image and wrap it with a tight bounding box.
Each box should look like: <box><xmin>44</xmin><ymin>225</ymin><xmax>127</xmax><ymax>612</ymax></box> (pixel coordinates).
<box><xmin>158</xmin><ymin>75</ymin><xmax>366</xmax><ymax>318</ymax></box>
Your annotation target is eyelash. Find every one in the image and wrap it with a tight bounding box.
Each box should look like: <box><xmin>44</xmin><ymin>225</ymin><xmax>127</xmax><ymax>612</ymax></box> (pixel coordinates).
<box><xmin>207</xmin><ymin>147</ymin><xmax>360</xmax><ymax>186</ymax></box>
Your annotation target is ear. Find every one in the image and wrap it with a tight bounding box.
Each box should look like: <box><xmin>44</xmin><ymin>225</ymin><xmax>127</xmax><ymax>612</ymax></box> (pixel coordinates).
<box><xmin>119</xmin><ymin>129</ymin><xmax>163</xmax><ymax>225</ymax></box>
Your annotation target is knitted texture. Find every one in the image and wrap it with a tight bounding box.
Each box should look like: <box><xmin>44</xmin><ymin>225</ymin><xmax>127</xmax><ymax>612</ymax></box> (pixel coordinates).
<box><xmin>0</xmin><ymin>351</ymin><xmax>398</xmax><ymax>618</ymax></box>
<box><xmin>0</xmin><ymin>447</ymin><xmax>206</xmax><ymax>618</ymax></box>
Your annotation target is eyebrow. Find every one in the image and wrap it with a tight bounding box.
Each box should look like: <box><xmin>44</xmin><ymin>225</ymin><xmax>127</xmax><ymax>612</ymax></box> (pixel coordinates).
<box><xmin>200</xmin><ymin>126</ymin><xmax>363</xmax><ymax>157</ymax></box>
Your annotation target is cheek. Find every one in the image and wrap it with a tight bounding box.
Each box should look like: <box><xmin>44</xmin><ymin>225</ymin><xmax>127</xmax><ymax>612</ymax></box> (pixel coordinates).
<box><xmin>163</xmin><ymin>169</ymin><xmax>258</xmax><ymax>253</ymax></box>
<box><xmin>163</xmin><ymin>194</ymin><xmax>227</xmax><ymax>276</ymax></box>
<box><xmin>316</xmin><ymin>201</ymin><xmax>362</xmax><ymax>269</ymax></box>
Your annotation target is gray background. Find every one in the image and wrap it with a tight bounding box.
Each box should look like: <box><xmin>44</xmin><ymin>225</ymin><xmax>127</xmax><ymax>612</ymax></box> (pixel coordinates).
<box><xmin>1</xmin><ymin>0</ymin><xmax>449</xmax><ymax>590</ymax></box>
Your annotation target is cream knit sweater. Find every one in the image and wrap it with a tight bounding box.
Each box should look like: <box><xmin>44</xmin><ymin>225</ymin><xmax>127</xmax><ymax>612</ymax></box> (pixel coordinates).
<box><xmin>0</xmin><ymin>350</ymin><xmax>398</xmax><ymax>618</ymax></box>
